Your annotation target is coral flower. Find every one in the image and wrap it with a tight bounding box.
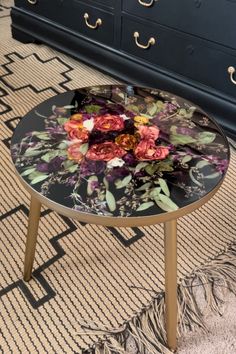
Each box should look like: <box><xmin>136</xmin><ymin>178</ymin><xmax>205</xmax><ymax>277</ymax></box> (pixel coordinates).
<box><xmin>67</xmin><ymin>142</ymin><xmax>84</xmax><ymax>162</ymax></box>
<box><xmin>115</xmin><ymin>134</ymin><xmax>137</xmax><ymax>150</ymax></box>
<box><xmin>94</xmin><ymin>114</ymin><xmax>124</xmax><ymax>132</ymax></box>
<box><xmin>135</xmin><ymin>140</ymin><xmax>169</xmax><ymax>161</ymax></box>
<box><xmin>86</xmin><ymin>142</ymin><xmax>126</xmax><ymax>161</ymax></box>
<box><xmin>68</xmin><ymin>128</ymin><xmax>89</xmax><ymax>142</ymax></box>
<box><xmin>64</xmin><ymin>119</ymin><xmax>83</xmax><ymax>132</ymax></box>
<box><xmin>138</xmin><ymin>125</ymin><xmax>159</xmax><ymax>141</ymax></box>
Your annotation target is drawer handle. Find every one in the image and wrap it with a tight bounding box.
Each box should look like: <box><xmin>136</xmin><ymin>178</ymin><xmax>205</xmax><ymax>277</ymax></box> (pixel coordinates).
<box><xmin>134</xmin><ymin>31</ymin><xmax>156</xmax><ymax>49</ymax></box>
<box><xmin>84</xmin><ymin>13</ymin><xmax>102</xmax><ymax>29</ymax></box>
<box><xmin>228</xmin><ymin>66</ymin><xmax>236</xmax><ymax>85</ymax></box>
<box><xmin>27</xmin><ymin>0</ymin><xmax>37</xmax><ymax>4</ymax></box>
<box><xmin>138</xmin><ymin>0</ymin><xmax>155</xmax><ymax>7</ymax></box>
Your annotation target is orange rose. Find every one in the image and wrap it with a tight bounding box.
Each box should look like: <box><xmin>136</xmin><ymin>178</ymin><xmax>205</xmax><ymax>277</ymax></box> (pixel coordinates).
<box><xmin>94</xmin><ymin>114</ymin><xmax>124</xmax><ymax>132</ymax></box>
<box><xmin>138</xmin><ymin>125</ymin><xmax>159</xmax><ymax>141</ymax></box>
<box><xmin>67</xmin><ymin>142</ymin><xmax>84</xmax><ymax>162</ymax></box>
<box><xmin>68</xmin><ymin>128</ymin><xmax>89</xmax><ymax>142</ymax></box>
<box><xmin>135</xmin><ymin>140</ymin><xmax>169</xmax><ymax>161</ymax></box>
<box><xmin>134</xmin><ymin>115</ymin><xmax>149</xmax><ymax>127</ymax></box>
<box><xmin>64</xmin><ymin>119</ymin><xmax>83</xmax><ymax>132</ymax></box>
<box><xmin>86</xmin><ymin>142</ymin><xmax>126</xmax><ymax>161</ymax></box>
<box><xmin>115</xmin><ymin>134</ymin><xmax>137</xmax><ymax>150</ymax></box>
<box><xmin>70</xmin><ymin>113</ymin><xmax>83</xmax><ymax>122</ymax></box>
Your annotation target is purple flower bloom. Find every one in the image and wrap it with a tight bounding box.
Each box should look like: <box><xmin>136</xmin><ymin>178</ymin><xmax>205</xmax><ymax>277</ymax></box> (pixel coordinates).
<box><xmin>123</xmin><ymin>153</ymin><xmax>136</xmax><ymax>166</ymax></box>
<box><xmin>106</xmin><ymin>167</ymin><xmax>130</xmax><ymax>182</ymax></box>
<box><xmin>36</xmin><ymin>156</ymin><xmax>65</xmax><ymax>173</ymax></box>
<box><xmin>80</xmin><ymin>159</ymin><xmax>106</xmax><ymax>177</ymax></box>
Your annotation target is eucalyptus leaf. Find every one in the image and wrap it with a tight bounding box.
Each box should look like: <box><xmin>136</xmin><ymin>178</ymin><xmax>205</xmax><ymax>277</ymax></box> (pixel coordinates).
<box><xmin>30</xmin><ymin>174</ymin><xmax>49</xmax><ymax>185</ymax></box>
<box><xmin>57</xmin><ymin>117</ymin><xmax>68</xmax><ymax>125</ymax></box>
<box><xmin>155</xmin><ymin>194</ymin><xmax>179</xmax><ymax>211</ymax></box>
<box><xmin>21</xmin><ymin>167</ymin><xmax>36</xmax><ymax>177</ymax></box>
<box><xmin>79</xmin><ymin>143</ymin><xmax>89</xmax><ymax>155</ymax></box>
<box><xmin>68</xmin><ymin>165</ymin><xmax>78</xmax><ymax>173</ymax></box>
<box><xmin>145</xmin><ymin>164</ymin><xmax>157</xmax><ymax>176</ymax></box>
<box><xmin>181</xmin><ymin>155</ymin><xmax>192</xmax><ymax>165</ymax></box>
<box><xmin>197</xmin><ymin>131</ymin><xmax>216</xmax><ymax>144</ymax></box>
<box><xmin>158</xmin><ymin>178</ymin><xmax>170</xmax><ymax>197</ymax></box>
<box><xmin>32</xmin><ymin>132</ymin><xmax>51</xmax><ymax>140</ymax></box>
<box><xmin>63</xmin><ymin>160</ymin><xmax>74</xmax><ymax>169</ymax></box>
<box><xmin>189</xmin><ymin>168</ymin><xmax>203</xmax><ymax>187</ymax></box>
<box><xmin>196</xmin><ymin>160</ymin><xmax>211</xmax><ymax>169</ymax></box>
<box><xmin>135</xmin><ymin>162</ymin><xmax>149</xmax><ymax>174</ymax></box>
<box><xmin>24</xmin><ymin>149</ymin><xmax>44</xmax><ymax>157</ymax></box>
<box><xmin>136</xmin><ymin>202</ymin><xmax>154</xmax><ymax>212</ymax></box>
<box><xmin>103</xmin><ymin>177</ymin><xmax>109</xmax><ymax>190</ymax></box>
<box><xmin>106</xmin><ymin>190</ymin><xmax>116</xmax><ymax>212</ymax></box>
<box><xmin>115</xmin><ymin>174</ymin><xmax>132</xmax><ymax>189</ymax></box>
<box><xmin>149</xmin><ymin>187</ymin><xmax>161</xmax><ymax>199</ymax></box>
<box><xmin>136</xmin><ymin>182</ymin><xmax>152</xmax><ymax>191</ymax></box>
<box><xmin>41</xmin><ymin>150</ymin><xmax>59</xmax><ymax>162</ymax></box>
<box><xmin>84</xmin><ymin>105</ymin><xmax>101</xmax><ymax>114</ymax></box>
<box><xmin>170</xmin><ymin>134</ymin><xmax>196</xmax><ymax>146</ymax></box>
<box><xmin>87</xmin><ymin>176</ymin><xmax>98</xmax><ymax>195</ymax></box>
<box><xmin>58</xmin><ymin>142</ymin><xmax>68</xmax><ymax>150</ymax></box>
<box><xmin>204</xmin><ymin>172</ymin><xmax>221</xmax><ymax>179</ymax></box>
<box><xmin>147</xmin><ymin>103</ymin><xmax>157</xmax><ymax>116</ymax></box>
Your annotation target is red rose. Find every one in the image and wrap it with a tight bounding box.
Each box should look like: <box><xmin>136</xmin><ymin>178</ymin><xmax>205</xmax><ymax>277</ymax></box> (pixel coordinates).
<box><xmin>86</xmin><ymin>142</ymin><xmax>126</xmax><ymax>161</ymax></box>
<box><xmin>138</xmin><ymin>125</ymin><xmax>159</xmax><ymax>141</ymax></box>
<box><xmin>94</xmin><ymin>114</ymin><xmax>124</xmax><ymax>132</ymax></box>
<box><xmin>135</xmin><ymin>140</ymin><xmax>169</xmax><ymax>161</ymax></box>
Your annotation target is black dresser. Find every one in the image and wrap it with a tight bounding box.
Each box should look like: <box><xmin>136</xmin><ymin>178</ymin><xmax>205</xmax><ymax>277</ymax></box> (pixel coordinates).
<box><xmin>11</xmin><ymin>0</ymin><xmax>236</xmax><ymax>137</ymax></box>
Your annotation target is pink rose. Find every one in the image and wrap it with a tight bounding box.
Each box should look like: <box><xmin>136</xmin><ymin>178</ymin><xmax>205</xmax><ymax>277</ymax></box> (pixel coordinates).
<box><xmin>94</xmin><ymin>114</ymin><xmax>124</xmax><ymax>132</ymax></box>
<box><xmin>86</xmin><ymin>142</ymin><xmax>126</xmax><ymax>161</ymax></box>
<box><xmin>68</xmin><ymin>128</ymin><xmax>89</xmax><ymax>142</ymax></box>
<box><xmin>138</xmin><ymin>125</ymin><xmax>159</xmax><ymax>141</ymax></box>
<box><xmin>135</xmin><ymin>140</ymin><xmax>169</xmax><ymax>161</ymax></box>
<box><xmin>67</xmin><ymin>143</ymin><xmax>84</xmax><ymax>162</ymax></box>
<box><xmin>64</xmin><ymin>119</ymin><xmax>83</xmax><ymax>132</ymax></box>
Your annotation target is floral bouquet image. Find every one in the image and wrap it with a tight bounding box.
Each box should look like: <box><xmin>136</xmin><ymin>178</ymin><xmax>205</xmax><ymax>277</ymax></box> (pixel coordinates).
<box><xmin>11</xmin><ymin>86</ymin><xmax>229</xmax><ymax>217</ymax></box>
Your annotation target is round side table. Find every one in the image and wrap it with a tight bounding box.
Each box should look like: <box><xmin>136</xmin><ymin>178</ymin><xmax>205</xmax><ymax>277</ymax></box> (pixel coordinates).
<box><xmin>11</xmin><ymin>85</ymin><xmax>230</xmax><ymax>351</ymax></box>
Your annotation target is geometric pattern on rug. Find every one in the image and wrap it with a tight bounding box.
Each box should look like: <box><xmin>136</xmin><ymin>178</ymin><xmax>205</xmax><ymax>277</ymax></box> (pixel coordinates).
<box><xmin>1</xmin><ymin>7</ymin><xmax>236</xmax><ymax>353</ymax></box>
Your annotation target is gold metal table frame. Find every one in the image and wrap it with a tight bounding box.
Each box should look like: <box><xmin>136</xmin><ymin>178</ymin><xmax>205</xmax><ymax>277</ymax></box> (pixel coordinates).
<box><xmin>18</xmin><ymin>170</ymin><xmax>224</xmax><ymax>353</ymax></box>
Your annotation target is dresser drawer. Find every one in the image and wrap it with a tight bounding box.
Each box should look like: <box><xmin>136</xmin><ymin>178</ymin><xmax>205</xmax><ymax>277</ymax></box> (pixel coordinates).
<box><xmin>91</xmin><ymin>0</ymin><xmax>115</xmax><ymax>8</ymax></box>
<box><xmin>121</xmin><ymin>16</ymin><xmax>236</xmax><ymax>100</ymax></box>
<box><xmin>15</xmin><ymin>0</ymin><xmax>66</xmax><ymax>23</ymax></box>
<box><xmin>64</xmin><ymin>1</ymin><xmax>114</xmax><ymax>46</ymax></box>
<box><xmin>123</xmin><ymin>0</ymin><xmax>236</xmax><ymax>50</ymax></box>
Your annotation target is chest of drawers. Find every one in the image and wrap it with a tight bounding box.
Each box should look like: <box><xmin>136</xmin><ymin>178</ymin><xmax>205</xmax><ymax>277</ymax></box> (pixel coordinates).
<box><xmin>11</xmin><ymin>0</ymin><xmax>236</xmax><ymax>138</ymax></box>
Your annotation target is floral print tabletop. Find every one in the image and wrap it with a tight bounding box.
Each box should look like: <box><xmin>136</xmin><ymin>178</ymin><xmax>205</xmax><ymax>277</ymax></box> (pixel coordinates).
<box><xmin>11</xmin><ymin>85</ymin><xmax>229</xmax><ymax>218</ymax></box>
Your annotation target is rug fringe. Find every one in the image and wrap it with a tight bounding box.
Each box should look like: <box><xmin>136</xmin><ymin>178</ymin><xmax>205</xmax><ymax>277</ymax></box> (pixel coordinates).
<box><xmin>81</xmin><ymin>242</ymin><xmax>236</xmax><ymax>354</ymax></box>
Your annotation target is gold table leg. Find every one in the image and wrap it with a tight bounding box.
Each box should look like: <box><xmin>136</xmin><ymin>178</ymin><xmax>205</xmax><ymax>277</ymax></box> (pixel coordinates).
<box><xmin>164</xmin><ymin>219</ymin><xmax>177</xmax><ymax>352</ymax></box>
<box><xmin>24</xmin><ymin>196</ymin><xmax>41</xmax><ymax>281</ymax></box>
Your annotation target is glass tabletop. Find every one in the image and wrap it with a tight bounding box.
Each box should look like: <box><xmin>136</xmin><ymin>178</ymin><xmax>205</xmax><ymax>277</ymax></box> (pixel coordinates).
<box><xmin>11</xmin><ymin>85</ymin><xmax>230</xmax><ymax>219</ymax></box>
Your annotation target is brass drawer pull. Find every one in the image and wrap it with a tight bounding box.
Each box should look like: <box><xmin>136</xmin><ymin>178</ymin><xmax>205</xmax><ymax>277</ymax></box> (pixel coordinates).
<box><xmin>84</xmin><ymin>13</ymin><xmax>102</xmax><ymax>29</ymax></box>
<box><xmin>138</xmin><ymin>0</ymin><xmax>155</xmax><ymax>7</ymax></box>
<box><xmin>228</xmin><ymin>66</ymin><xmax>236</xmax><ymax>85</ymax></box>
<box><xmin>27</xmin><ymin>0</ymin><xmax>37</xmax><ymax>4</ymax></box>
<box><xmin>134</xmin><ymin>31</ymin><xmax>156</xmax><ymax>49</ymax></box>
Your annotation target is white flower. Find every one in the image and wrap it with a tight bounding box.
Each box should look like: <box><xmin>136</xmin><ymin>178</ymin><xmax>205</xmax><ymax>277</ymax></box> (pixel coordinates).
<box><xmin>83</xmin><ymin>118</ymin><xmax>94</xmax><ymax>131</ymax></box>
<box><xmin>107</xmin><ymin>157</ymin><xmax>125</xmax><ymax>169</ymax></box>
<box><xmin>120</xmin><ymin>114</ymin><xmax>130</xmax><ymax>121</ymax></box>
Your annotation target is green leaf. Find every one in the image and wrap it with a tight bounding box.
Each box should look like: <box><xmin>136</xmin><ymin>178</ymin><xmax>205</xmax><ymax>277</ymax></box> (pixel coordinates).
<box><xmin>145</xmin><ymin>164</ymin><xmax>157</xmax><ymax>176</ymax></box>
<box><xmin>32</xmin><ymin>132</ymin><xmax>51</xmax><ymax>140</ymax></box>
<box><xmin>126</xmin><ymin>104</ymin><xmax>139</xmax><ymax>113</ymax></box>
<box><xmin>158</xmin><ymin>178</ymin><xmax>170</xmax><ymax>197</ymax></box>
<box><xmin>135</xmin><ymin>162</ymin><xmax>149</xmax><ymax>174</ymax></box>
<box><xmin>87</xmin><ymin>176</ymin><xmax>98</xmax><ymax>195</ymax></box>
<box><xmin>204</xmin><ymin>172</ymin><xmax>221</xmax><ymax>179</ymax></box>
<box><xmin>155</xmin><ymin>194</ymin><xmax>179</xmax><ymax>211</ymax></box>
<box><xmin>24</xmin><ymin>149</ymin><xmax>44</xmax><ymax>157</ymax></box>
<box><xmin>68</xmin><ymin>165</ymin><xmax>78</xmax><ymax>173</ymax></box>
<box><xmin>149</xmin><ymin>187</ymin><xmax>161</xmax><ymax>199</ymax></box>
<box><xmin>106</xmin><ymin>190</ymin><xmax>116</xmax><ymax>212</ymax></box>
<box><xmin>196</xmin><ymin>160</ymin><xmax>211</xmax><ymax>169</ymax></box>
<box><xmin>84</xmin><ymin>105</ymin><xmax>101</xmax><ymax>114</ymax></box>
<box><xmin>57</xmin><ymin>117</ymin><xmax>68</xmax><ymax>125</ymax></box>
<box><xmin>170</xmin><ymin>134</ymin><xmax>196</xmax><ymax>146</ymax></box>
<box><xmin>103</xmin><ymin>177</ymin><xmax>109</xmax><ymax>190</ymax></box>
<box><xmin>58</xmin><ymin>142</ymin><xmax>68</xmax><ymax>150</ymax></box>
<box><xmin>30</xmin><ymin>174</ymin><xmax>49</xmax><ymax>185</ymax></box>
<box><xmin>189</xmin><ymin>168</ymin><xmax>203</xmax><ymax>187</ymax></box>
<box><xmin>136</xmin><ymin>202</ymin><xmax>154</xmax><ymax>212</ymax></box>
<box><xmin>63</xmin><ymin>160</ymin><xmax>74</xmax><ymax>169</ymax></box>
<box><xmin>197</xmin><ymin>132</ymin><xmax>216</xmax><ymax>144</ymax></box>
<box><xmin>136</xmin><ymin>182</ymin><xmax>152</xmax><ymax>191</ymax></box>
<box><xmin>181</xmin><ymin>155</ymin><xmax>192</xmax><ymax>165</ymax></box>
<box><xmin>115</xmin><ymin>174</ymin><xmax>132</xmax><ymax>189</ymax></box>
<box><xmin>21</xmin><ymin>167</ymin><xmax>36</xmax><ymax>177</ymax></box>
<box><xmin>147</xmin><ymin>103</ymin><xmax>157</xmax><ymax>116</ymax></box>
<box><xmin>41</xmin><ymin>150</ymin><xmax>59</xmax><ymax>162</ymax></box>
<box><xmin>63</xmin><ymin>105</ymin><xmax>76</xmax><ymax>109</ymax></box>
<box><xmin>155</xmin><ymin>161</ymin><xmax>174</xmax><ymax>172</ymax></box>
<box><xmin>79</xmin><ymin>143</ymin><xmax>89</xmax><ymax>155</ymax></box>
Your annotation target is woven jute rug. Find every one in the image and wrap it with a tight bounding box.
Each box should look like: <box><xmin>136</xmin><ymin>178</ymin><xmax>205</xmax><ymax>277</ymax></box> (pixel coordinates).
<box><xmin>1</xmin><ymin>3</ymin><xmax>236</xmax><ymax>353</ymax></box>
